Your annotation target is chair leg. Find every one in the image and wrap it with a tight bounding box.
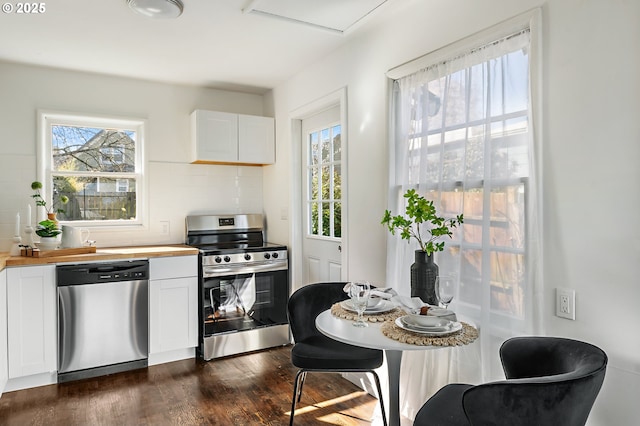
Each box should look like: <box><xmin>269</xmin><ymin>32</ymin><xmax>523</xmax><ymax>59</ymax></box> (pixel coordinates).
<box><xmin>371</xmin><ymin>371</ymin><xmax>388</xmax><ymax>426</ymax></box>
<box><xmin>290</xmin><ymin>370</ymin><xmax>306</xmax><ymax>426</ymax></box>
<box><xmin>297</xmin><ymin>371</ymin><xmax>307</xmax><ymax>402</ymax></box>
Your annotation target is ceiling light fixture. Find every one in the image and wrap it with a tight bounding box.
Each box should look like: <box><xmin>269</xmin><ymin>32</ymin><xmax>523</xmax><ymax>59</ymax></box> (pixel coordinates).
<box><xmin>127</xmin><ymin>0</ymin><xmax>184</xmax><ymax>19</ymax></box>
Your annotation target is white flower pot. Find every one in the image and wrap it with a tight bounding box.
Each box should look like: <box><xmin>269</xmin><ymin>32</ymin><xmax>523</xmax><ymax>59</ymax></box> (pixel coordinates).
<box><xmin>38</xmin><ymin>236</ymin><xmax>60</xmax><ymax>251</ymax></box>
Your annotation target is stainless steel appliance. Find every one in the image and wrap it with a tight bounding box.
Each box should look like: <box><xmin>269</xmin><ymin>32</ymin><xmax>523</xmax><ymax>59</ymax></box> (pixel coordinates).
<box><xmin>57</xmin><ymin>260</ymin><xmax>149</xmax><ymax>383</ymax></box>
<box><xmin>186</xmin><ymin>214</ymin><xmax>289</xmax><ymax>360</ymax></box>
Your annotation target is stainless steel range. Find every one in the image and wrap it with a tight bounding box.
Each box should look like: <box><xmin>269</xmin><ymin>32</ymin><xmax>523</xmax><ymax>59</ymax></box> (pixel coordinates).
<box><xmin>186</xmin><ymin>214</ymin><xmax>290</xmax><ymax>360</ymax></box>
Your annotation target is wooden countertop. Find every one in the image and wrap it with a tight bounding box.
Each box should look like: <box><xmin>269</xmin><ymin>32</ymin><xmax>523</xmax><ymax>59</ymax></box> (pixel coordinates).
<box><xmin>0</xmin><ymin>244</ymin><xmax>199</xmax><ymax>269</ymax></box>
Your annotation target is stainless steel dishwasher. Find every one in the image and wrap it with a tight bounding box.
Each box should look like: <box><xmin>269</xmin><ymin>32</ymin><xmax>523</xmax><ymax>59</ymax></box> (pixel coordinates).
<box><xmin>57</xmin><ymin>260</ymin><xmax>149</xmax><ymax>383</ymax></box>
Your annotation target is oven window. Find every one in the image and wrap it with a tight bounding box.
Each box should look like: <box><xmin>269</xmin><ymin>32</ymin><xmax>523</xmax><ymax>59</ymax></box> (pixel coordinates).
<box><xmin>203</xmin><ymin>270</ymin><xmax>288</xmax><ymax>336</ymax></box>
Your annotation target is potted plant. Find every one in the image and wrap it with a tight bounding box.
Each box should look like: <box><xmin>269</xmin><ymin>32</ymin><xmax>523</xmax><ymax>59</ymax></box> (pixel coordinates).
<box><xmin>35</xmin><ymin>219</ymin><xmax>62</xmax><ymax>250</ymax></box>
<box><xmin>31</xmin><ymin>181</ymin><xmax>69</xmax><ymax>219</ymax></box>
<box><xmin>31</xmin><ymin>181</ymin><xmax>68</xmax><ymax>250</ymax></box>
<box><xmin>382</xmin><ymin>189</ymin><xmax>463</xmax><ymax>304</ymax></box>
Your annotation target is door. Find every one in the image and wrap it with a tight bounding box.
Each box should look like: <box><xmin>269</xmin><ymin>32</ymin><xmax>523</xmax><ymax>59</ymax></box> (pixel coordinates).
<box><xmin>301</xmin><ymin>106</ymin><xmax>343</xmax><ymax>284</ymax></box>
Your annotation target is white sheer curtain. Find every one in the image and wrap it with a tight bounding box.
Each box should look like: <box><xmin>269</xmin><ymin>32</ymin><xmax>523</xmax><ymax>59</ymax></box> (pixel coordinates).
<box><xmin>385</xmin><ymin>27</ymin><xmax>543</xmax><ymax>421</ymax></box>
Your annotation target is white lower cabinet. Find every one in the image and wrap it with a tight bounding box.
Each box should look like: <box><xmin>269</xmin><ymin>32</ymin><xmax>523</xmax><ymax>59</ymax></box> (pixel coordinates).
<box><xmin>149</xmin><ymin>256</ymin><xmax>198</xmax><ymax>364</ymax></box>
<box><xmin>6</xmin><ymin>265</ymin><xmax>57</xmax><ymax>379</ymax></box>
<box><xmin>0</xmin><ymin>268</ymin><xmax>7</xmax><ymax>396</ymax></box>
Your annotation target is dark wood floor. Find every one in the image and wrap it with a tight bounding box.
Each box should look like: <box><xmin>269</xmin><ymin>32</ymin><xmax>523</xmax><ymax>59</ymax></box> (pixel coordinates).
<box><xmin>0</xmin><ymin>345</ymin><xmax>380</xmax><ymax>425</ymax></box>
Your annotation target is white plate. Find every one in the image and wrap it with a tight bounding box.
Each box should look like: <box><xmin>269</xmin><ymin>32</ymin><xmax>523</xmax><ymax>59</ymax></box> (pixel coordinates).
<box><xmin>403</xmin><ymin>315</ymin><xmax>451</xmax><ymax>330</ymax></box>
<box><xmin>340</xmin><ymin>299</ymin><xmax>396</xmax><ymax>314</ymax></box>
<box><xmin>395</xmin><ymin>316</ymin><xmax>462</xmax><ymax>336</ymax></box>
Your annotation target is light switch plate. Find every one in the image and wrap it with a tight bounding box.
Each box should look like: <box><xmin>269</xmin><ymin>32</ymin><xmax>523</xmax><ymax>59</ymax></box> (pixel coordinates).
<box><xmin>160</xmin><ymin>221</ymin><xmax>170</xmax><ymax>235</ymax></box>
<box><xmin>556</xmin><ymin>288</ymin><xmax>576</xmax><ymax>320</ymax></box>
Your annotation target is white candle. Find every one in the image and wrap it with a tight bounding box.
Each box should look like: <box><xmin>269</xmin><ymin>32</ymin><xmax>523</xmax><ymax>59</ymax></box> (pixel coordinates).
<box><xmin>27</xmin><ymin>204</ymin><xmax>32</xmax><ymax>227</ymax></box>
<box><xmin>15</xmin><ymin>213</ymin><xmax>20</xmax><ymax>236</ymax></box>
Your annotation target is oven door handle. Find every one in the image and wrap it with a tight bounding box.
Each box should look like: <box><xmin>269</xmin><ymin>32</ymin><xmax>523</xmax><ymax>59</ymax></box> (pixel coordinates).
<box><xmin>203</xmin><ymin>260</ymin><xmax>287</xmax><ymax>277</ymax></box>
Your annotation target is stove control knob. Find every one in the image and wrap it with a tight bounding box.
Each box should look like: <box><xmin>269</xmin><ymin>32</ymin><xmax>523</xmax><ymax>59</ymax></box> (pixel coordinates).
<box><xmin>272</xmin><ymin>252</ymin><xmax>279</xmax><ymax>259</ymax></box>
<box><xmin>214</xmin><ymin>256</ymin><xmax>222</xmax><ymax>263</ymax></box>
<box><xmin>224</xmin><ymin>256</ymin><xmax>231</xmax><ymax>263</ymax></box>
<box><xmin>263</xmin><ymin>253</ymin><xmax>271</xmax><ymax>260</ymax></box>
<box><xmin>244</xmin><ymin>254</ymin><xmax>252</xmax><ymax>261</ymax></box>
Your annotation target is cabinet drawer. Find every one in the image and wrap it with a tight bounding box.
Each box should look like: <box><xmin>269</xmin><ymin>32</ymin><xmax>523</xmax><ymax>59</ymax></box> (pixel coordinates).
<box><xmin>149</xmin><ymin>255</ymin><xmax>197</xmax><ymax>280</ymax></box>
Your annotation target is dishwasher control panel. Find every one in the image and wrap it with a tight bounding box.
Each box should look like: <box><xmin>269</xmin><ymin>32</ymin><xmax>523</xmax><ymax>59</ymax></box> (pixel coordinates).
<box><xmin>57</xmin><ymin>260</ymin><xmax>149</xmax><ymax>286</ymax></box>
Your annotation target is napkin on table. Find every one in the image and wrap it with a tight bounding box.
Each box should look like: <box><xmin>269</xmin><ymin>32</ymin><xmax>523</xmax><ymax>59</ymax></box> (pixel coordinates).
<box><xmin>342</xmin><ymin>283</ymin><xmax>397</xmax><ymax>299</ymax></box>
<box><xmin>391</xmin><ymin>295</ymin><xmax>458</xmax><ymax>320</ymax></box>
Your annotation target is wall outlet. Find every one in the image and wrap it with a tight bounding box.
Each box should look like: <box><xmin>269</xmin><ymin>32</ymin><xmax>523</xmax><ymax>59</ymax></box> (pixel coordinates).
<box><xmin>556</xmin><ymin>288</ymin><xmax>576</xmax><ymax>320</ymax></box>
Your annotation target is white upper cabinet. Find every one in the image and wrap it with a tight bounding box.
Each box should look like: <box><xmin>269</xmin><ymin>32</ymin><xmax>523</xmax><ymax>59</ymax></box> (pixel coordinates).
<box><xmin>191</xmin><ymin>109</ymin><xmax>275</xmax><ymax>165</ymax></box>
<box><xmin>238</xmin><ymin>114</ymin><xmax>275</xmax><ymax>164</ymax></box>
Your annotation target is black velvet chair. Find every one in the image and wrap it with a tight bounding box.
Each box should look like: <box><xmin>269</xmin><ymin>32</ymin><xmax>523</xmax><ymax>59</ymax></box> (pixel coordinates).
<box><xmin>287</xmin><ymin>282</ymin><xmax>387</xmax><ymax>426</ymax></box>
<box><xmin>414</xmin><ymin>336</ymin><xmax>607</xmax><ymax>426</ymax></box>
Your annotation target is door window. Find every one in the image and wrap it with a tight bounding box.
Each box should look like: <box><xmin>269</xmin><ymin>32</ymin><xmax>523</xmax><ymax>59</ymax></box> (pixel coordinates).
<box><xmin>307</xmin><ymin>124</ymin><xmax>341</xmax><ymax>238</ymax></box>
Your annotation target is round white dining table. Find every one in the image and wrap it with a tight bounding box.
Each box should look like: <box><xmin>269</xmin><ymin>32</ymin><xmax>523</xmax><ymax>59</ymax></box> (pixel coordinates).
<box><xmin>315</xmin><ymin>309</ymin><xmax>442</xmax><ymax>426</ymax></box>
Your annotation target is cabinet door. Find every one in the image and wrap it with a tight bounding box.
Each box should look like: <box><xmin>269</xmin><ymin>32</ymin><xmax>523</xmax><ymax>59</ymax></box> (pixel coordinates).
<box><xmin>191</xmin><ymin>110</ymin><xmax>238</xmax><ymax>163</ymax></box>
<box><xmin>7</xmin><ymin>265</ymin><xmax>57</xmax><ymax>378</ymax></box>
<box><xmin>0</xmin><ymin>269</ymin><xmax>7</xmax><ymax>394</ymax></box>
<box><xmin>149</xmin><ymin>276</ymin><xmax>198</xmax><ymax>354</ymax></box>
<box><xmin>239</xmin><ymin>114</ymin><xmax>275</xmax><ymax>164</ymax></box>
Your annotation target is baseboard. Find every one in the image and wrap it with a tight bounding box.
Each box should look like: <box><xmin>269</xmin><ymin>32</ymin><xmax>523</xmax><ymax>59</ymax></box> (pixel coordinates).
<box><xmin>148</xmin><ymin>347</ymin><xmax>195</xmax><ymax>366</ymax></box>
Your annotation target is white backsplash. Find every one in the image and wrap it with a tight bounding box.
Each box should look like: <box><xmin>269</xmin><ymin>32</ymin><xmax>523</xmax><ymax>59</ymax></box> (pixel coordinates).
<box><xmin>0</xmin><ymin>161</ymin><xmax>263</xmax><ymax>251</ymax></box>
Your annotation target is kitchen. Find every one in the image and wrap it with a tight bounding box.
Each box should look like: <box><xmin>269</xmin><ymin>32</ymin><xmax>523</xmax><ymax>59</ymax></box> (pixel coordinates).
<box><xmin>1</xmin><ymin>0</ymin><xmax>639</xmax><ymax>425</ymax></box>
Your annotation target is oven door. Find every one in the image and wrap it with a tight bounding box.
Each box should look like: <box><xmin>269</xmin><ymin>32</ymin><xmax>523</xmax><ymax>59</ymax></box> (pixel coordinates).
<box><xmin>202</xmin><ymin>262</ymin><xmax>289</xmax><ymax>336</ymax></box>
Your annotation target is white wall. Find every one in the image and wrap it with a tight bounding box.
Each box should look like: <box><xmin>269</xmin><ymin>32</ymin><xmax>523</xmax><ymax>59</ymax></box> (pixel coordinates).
<box><xmin>0</xmin><ymin>61</ymin><xmax>267</xmax><ymax>249</ymax></box>
<box><xmin>264</xmin><ymin>0</ymin><xmax>640</xmax><ymax>424</ymax></box>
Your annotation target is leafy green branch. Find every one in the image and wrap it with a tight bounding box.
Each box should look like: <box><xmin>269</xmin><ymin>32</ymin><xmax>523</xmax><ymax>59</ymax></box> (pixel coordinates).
<box><xmin>31</xmin><ymin>181</ymin><xmax>68</xmax><ymax>215</ymax></box>
<box><xmin>381</xmin><ymin>189</ymin><xmax>464</xmax><ymax>255</ymax></box>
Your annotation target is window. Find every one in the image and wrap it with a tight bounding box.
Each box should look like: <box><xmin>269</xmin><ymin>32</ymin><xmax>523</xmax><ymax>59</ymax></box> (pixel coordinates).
<box><xmin>387</xmin><ymin>26</ymin><xmax>540</xmax><ymax>337</ymax></box>
<box><xmin>307</xmin><ymin>124</ymin><xmax>341</xmax><ymax>238</ymax></box>
<box><xmin>386</xmin><ymin>11</ymin><xmax>542</xmax><ymax>406</ymax></box>
<box><xmin>39</xmin><ymin>112</ymin><xmax>145</xmax><ymax>225</ymax></box>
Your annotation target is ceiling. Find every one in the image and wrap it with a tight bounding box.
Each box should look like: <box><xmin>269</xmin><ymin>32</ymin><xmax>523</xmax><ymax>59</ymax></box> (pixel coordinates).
<box><xmin>0</xmin><ymin>0</ymin><xmax>394</xmax><ymax>94</ymax></box>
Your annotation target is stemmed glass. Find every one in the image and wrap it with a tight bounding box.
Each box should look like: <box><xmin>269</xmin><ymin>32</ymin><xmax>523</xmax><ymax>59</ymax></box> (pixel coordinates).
<box><xmin>436</xmin><ymin>274</ymin><xmax>456</xmax><ymax>309</ymax></box>
<box><xmin>348</xmin><ymin>281</ymin><xmax>371</xmax><ymax>327</ymax></box>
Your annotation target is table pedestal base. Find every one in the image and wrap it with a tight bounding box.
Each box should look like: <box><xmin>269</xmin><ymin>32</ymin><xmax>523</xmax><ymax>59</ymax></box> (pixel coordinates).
<box><xmin>385</xmin><ymin>350</ymin><xmax>403</xmax><ymax>426</ymax></box>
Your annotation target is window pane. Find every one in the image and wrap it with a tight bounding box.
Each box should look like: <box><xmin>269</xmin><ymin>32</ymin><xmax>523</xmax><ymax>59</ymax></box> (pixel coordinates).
<box><xmin>332</xmin><ymin>125</ymin><xmax>341</xmax><ymax>161</ymax></box>
<box><xmin>321</xmin><ymin>128</ymin><xmax>331</xmax><ymax>163</ymax></box>
<box><xmin>309</xmin><ymin>132</ymin><xmax>319</xmax><ymax>165</ymax></box>
<box><xmin>321</xmin><ymin>165</ymin><xmax>330</xmax><ymax>200</ymax></box>
<box><xmin>321</xmin><ymin>202</ymin><xmax>330</xmax><ymax>236</ymax></box>
<box><xmin>489</xmin><ymin>185</ymin><xmax>525</xmax><ymax>250</ymax></box>
<box><xmin>310</xmin><ymin>167</ymin><xmax>318</xmax><ymax>201</ymax></box>
<box><xmin>333</xmin><ymin>164</ymin><xmax>341</xmax><ymax>200</ymax></box>
<box><xmin>310</xmin><ymin>202</ymin><xmax>319</xmax><ymax>235</ymax></box>
<box><xmin>459</xmin><ymin>248</ymin><xmax>483</xmax><ymax>304</ymax></box>
<box><xmin>54</xmin><ymin>176</ymin><xmax>136</xmax><ymax>221</ymax></box>
<box><xmin>490</xmin><ymin>251</ymin><xmax>525</xmax><ymax>317</ymax></box>
<box><xmin>333</xmin><ymin>202</ymin><xmax>341</xmax><ymax>238</ymax></box>
<box><xmin>53</xmin><ymin>126</ymin><xmax>136</xmax><ymax>173</ymax></box>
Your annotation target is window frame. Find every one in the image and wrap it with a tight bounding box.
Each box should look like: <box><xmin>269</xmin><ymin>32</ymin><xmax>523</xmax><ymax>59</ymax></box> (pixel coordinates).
<box><xmin>37</xmin><ymin>110</ymin><xmax>147</xmax><ymax>229</ymax></box>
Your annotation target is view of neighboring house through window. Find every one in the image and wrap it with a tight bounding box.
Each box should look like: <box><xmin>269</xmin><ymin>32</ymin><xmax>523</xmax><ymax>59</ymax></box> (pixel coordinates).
<box><xmin>40</xmin><ymin>112</ymin><xmax>144</xmax><ymax>224</ymax></box>
<box><xmin>307</xmin><ymin>124</ymin><xmax>341</xmax><ymax>238</ymax></box>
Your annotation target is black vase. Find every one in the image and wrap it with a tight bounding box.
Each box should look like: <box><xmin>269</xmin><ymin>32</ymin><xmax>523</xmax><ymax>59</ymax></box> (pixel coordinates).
<box><xmin>410</xmin><ymin>250</ymin><xmax>439</xmax><ymax>305</ymax></box>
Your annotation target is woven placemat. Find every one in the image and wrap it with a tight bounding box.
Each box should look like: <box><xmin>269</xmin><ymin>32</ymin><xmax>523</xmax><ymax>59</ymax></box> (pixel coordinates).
<box><xmin>380</xmin><ymin>321</ymin><xmax>479</xmax><ymax>346</ymax></box>
<box><xmin>330</xmin><ymin>302</ymin><xmax>404</xmax><ymax>323</ymax></box>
